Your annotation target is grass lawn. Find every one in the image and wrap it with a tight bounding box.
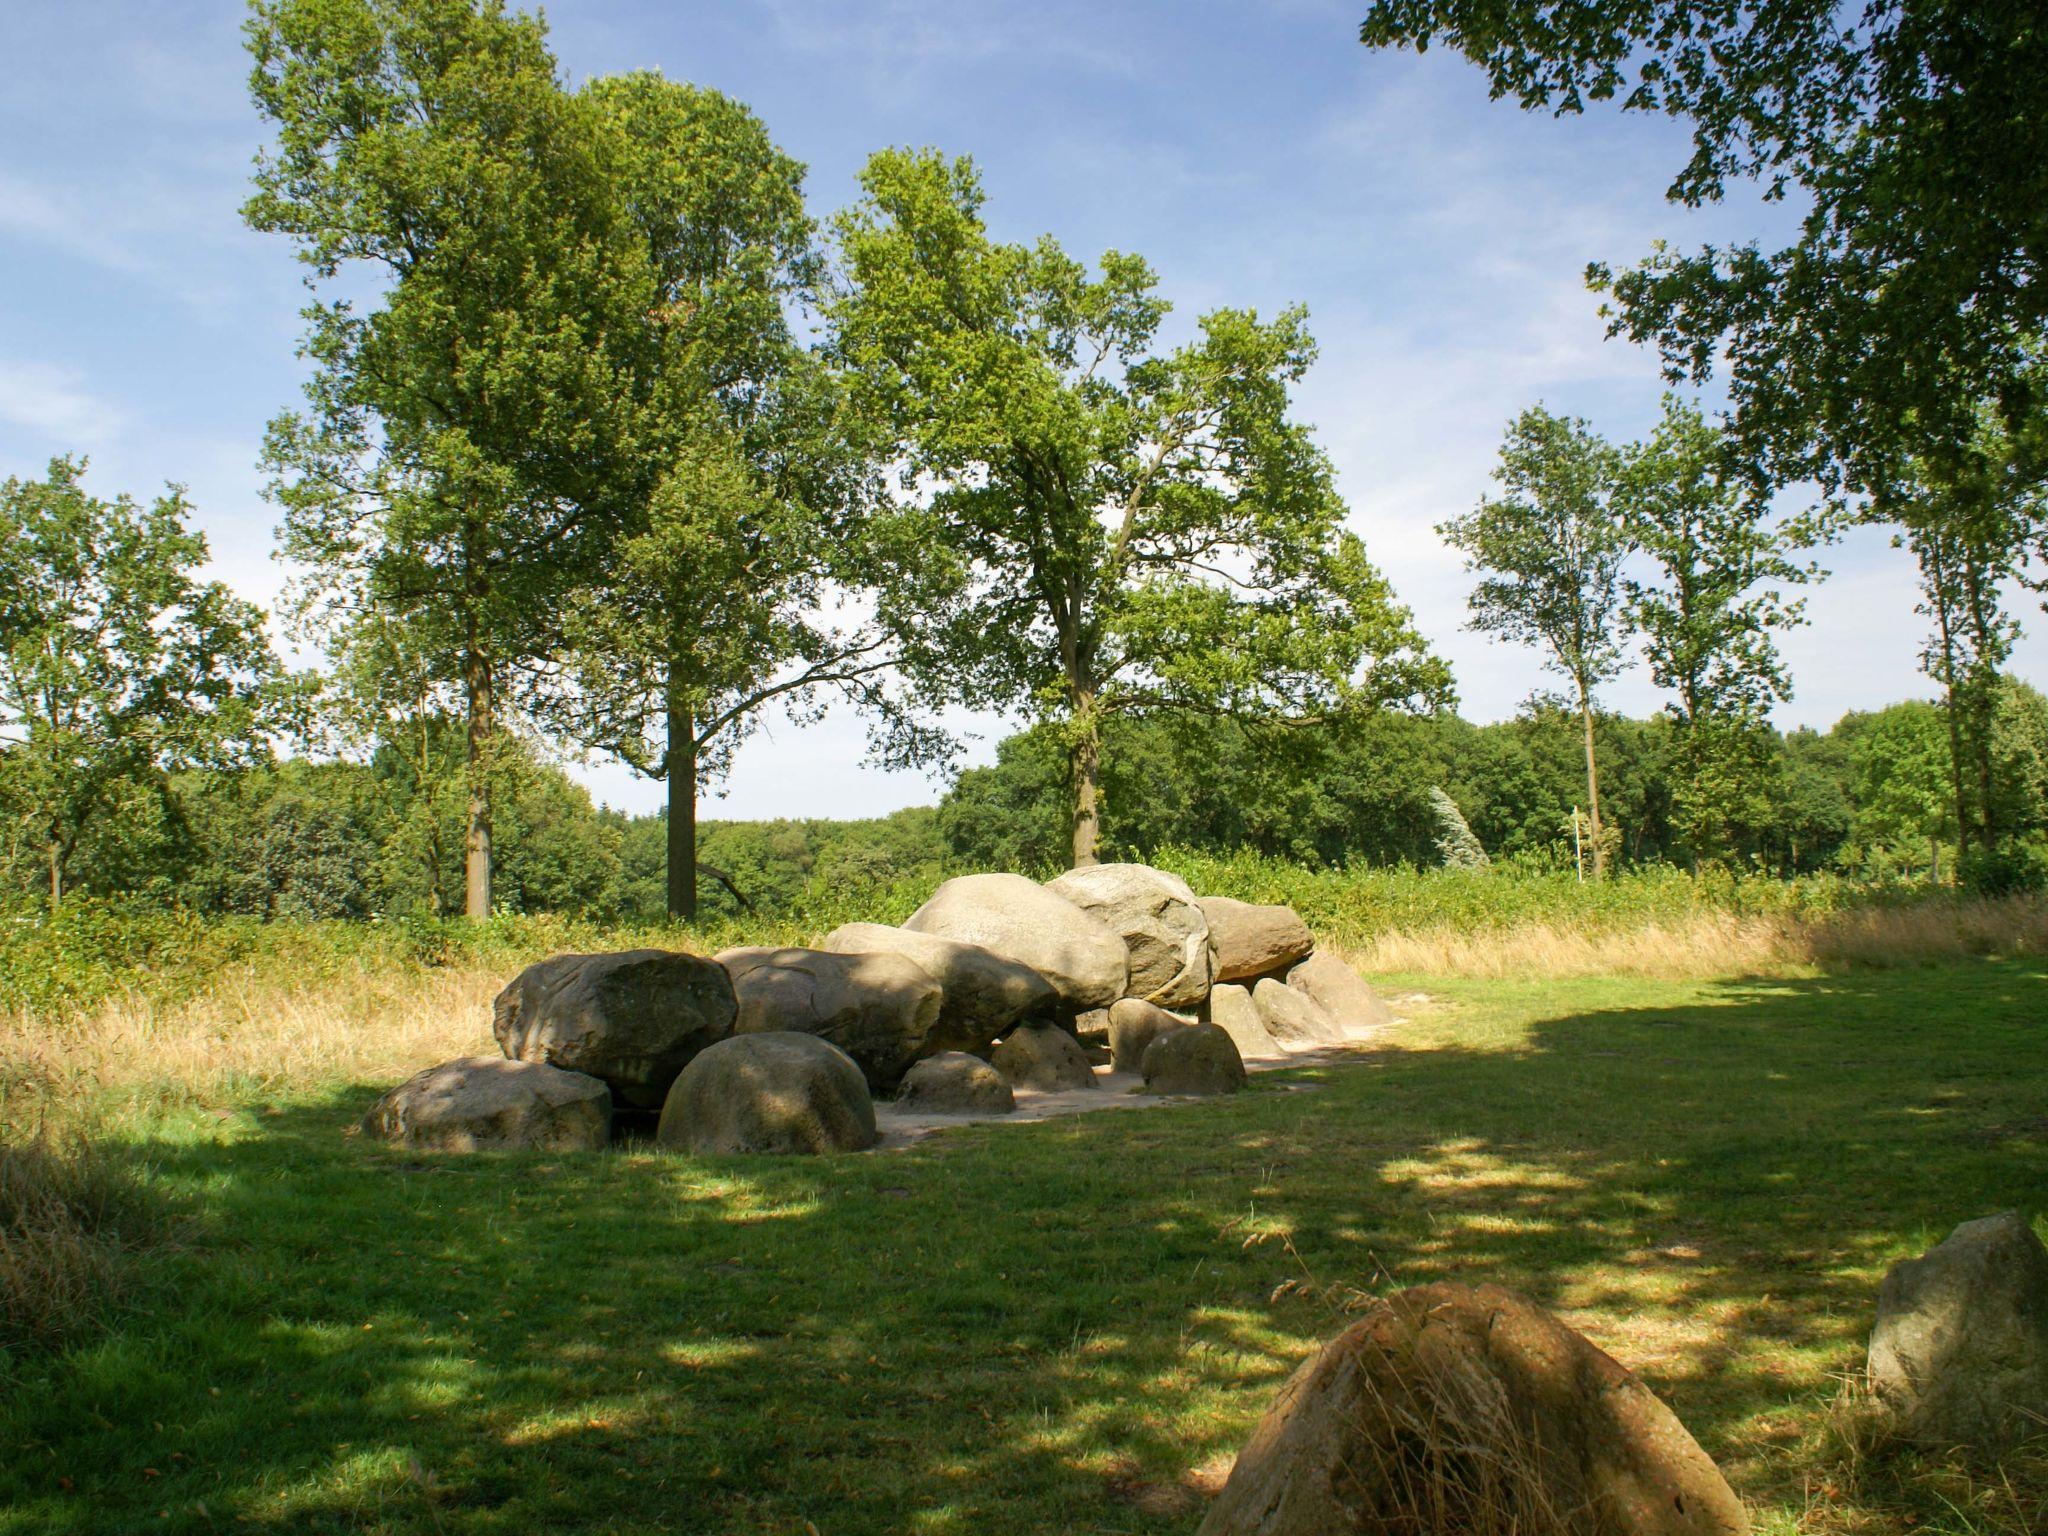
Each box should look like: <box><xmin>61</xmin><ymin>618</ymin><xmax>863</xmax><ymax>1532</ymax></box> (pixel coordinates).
<box><xmin>4</xmin><ymin>959</ymin><xmax>2045</xmax><ymax>1534</ymax></box>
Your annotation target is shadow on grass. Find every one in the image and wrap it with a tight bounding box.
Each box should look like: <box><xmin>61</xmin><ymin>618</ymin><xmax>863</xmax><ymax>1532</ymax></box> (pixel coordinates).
<box><xmin>4</xmin><ymin>961</ymin><xmax>2046</xmax><ymax>1533</ymax></box>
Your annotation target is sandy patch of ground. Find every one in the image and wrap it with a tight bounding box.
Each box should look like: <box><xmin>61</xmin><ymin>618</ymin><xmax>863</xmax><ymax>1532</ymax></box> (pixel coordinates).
<box><xmin>873</xmin><ymin>1020</ymin><xmax>1389</xmax><ymax>1148</ymax></box>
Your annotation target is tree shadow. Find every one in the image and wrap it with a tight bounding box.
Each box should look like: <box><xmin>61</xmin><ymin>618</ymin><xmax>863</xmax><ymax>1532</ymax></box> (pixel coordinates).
<box><xmin>5</xmin><ymin>960</ymin><xmax>2045</xmax><ymax>1532</ymax></box>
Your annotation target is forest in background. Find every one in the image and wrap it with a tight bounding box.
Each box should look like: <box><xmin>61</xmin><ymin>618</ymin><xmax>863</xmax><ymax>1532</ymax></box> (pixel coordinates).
<box><xmin>7</xmin><ymin>682</ymin><xmax>2042</xmax><ymax>931</ymax></box>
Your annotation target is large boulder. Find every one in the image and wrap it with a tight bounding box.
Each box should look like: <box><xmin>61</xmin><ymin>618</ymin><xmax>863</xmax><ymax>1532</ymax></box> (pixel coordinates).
<box><xmin>715</xmin><ymin>946</ymin><xmax>944</xmax><ymax>1093</ymax></box>
<box><xmin>1200</xmin><ymin>1282</ymin><xmax>1749</xmax><ymax>1536</ymax></box>
<box><xmin>1107</xmin><ymin>997</ymin><xmax>1186</xmax><ymax>1074</ymax></box>
<box><xmin>1208</xmin><ymin>982</ymin><xmax>1281</xmax><ymax>1059</ymax></box>
<box><xmin>494</xmin><ymin>950</ymin><xmax>735</xmax><ymax>1110</ymax></box>
<box><xmin>990</xmin><ymin>1023</ymin><xmax>1099</xmax><ymax>1093</ymax></box>
<box><xmin>1044</xmin><ymin>862</ymin><xmax>1213</xmax><ymax>1007</ymax></box>
<box><xmin>1869</xmin><ymin>1210</ymin><xmax>2048</xmax><ymax>1450</ymax></box>
<box><xmin>360</xmin><ymin>1057</ymin><xmax>611</xmax><ymax>1152</ymax></box>
<box><xmin>1141</xmin><ymin>1022</ymin><xmax>1245</xmax><ymax>1096</ymax></box>
<box><xmin>894</xmin><ymin>1051</ymin><xmax>1016</xmax><ymax>1115</ymax></box>
<box><xmin>819</xmin><ymin>922</ymin><xmax>1057</xmax><ymax>1051</ymax></box>
<box><xmin>902</xmin><ymin>873</ymin><xmax>1128</xmax><ymax>1012</ymax></box>
<box><xmin>1200</xmin><ymin>897</ymin><xmax>1315</xmax><ymax>983</ymax></box>
<box><xmin>1283</xmin><ymin>950</ymin><xmax>1392</xmax><ymax>1033</ymax></box>
<box><xmin>656</xmin><ymin>1032</ymin><xmax>877</xmax><ymax>1156</ymax></box>
<box><xmin>1252</xmin><ymin>978</ymin><xmax>1343</xmax><ymax>1047</ymax></box>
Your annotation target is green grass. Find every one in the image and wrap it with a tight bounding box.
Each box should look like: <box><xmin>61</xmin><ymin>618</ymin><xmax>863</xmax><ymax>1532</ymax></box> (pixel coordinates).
<box><xmin>5</xmin><ymin>961</ymin><xmax>2046</xmax><ymax>1533</ymax></box>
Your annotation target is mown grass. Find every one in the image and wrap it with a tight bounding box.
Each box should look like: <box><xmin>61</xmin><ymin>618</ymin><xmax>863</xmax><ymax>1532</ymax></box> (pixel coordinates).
<box><xmin>4</xmin><ymin>952</ymin><xmax>2045</xmax><ymax>1533</ymax></box>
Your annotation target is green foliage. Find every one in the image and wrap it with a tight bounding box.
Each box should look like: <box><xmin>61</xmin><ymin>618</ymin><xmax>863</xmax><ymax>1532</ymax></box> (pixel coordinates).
<box><xmin>1360</xmin><ymin>0</ymin><xmax>2048</xmax><ymax>506</ymax></box>
<box><xmin>0</xmin><ymin>459</ymin><xmax>276</xmax><ymax>908</ymax></box>
<box><xmin>829</xmin><ymin>148</ymin><xmax>1449</xmax><ymax>864</ymax></box>
<box><xmin>1619</xmin><ymin>396</ymin><xmax>1812</xmax><ymax>728</ymax></box>
<box><xmin>1442</xmin><ymin>406</ymin><xmax>1630</xmax><ymax>703</ymax></box>
<box><xmin>247</xmin><ymin>0</ymin><xmax>649</xmax><ymax>916</ymax></box>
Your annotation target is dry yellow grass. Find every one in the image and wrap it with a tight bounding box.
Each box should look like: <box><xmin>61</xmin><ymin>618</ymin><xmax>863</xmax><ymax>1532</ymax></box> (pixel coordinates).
<box><xmin>1</xmin><ymin>962</ymin><xmax>502</xmax><ymax>1129</ymax></box>
<box><xmin>1344</xmin><ymin>895</ymin><xmax>2048</xmax><ymax>980</ymax></box>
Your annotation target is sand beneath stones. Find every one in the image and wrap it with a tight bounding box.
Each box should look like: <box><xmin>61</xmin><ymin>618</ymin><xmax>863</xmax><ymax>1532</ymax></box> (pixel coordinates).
<box><xmin>872</xmin><ymin>1015</ymin><xmax>1393</xmax><ymax>1149</ymax></box>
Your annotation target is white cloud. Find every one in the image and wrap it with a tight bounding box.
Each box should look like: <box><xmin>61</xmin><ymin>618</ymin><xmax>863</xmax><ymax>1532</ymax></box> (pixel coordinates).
<box><xmin>0</xmin><ymin>359</ymin><xmax>126</xmax><ymax>444</ymax></box>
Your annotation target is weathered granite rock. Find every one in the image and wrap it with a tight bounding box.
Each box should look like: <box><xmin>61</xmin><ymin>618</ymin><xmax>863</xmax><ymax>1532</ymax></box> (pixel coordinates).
<box><xmin>493</xmin><ymin>949</ymin><xmax>735</xmax><ymax>1110</ymax></box>
<box><xmin>360</xmin><ymin>1057</ymin><xmax>611</xmax><ymax>1152</ymax></box>
<box><xmin>819</xmin><ymin>922</ymin><xmax>1057</xmax><ymax>1051</ymax></box>
<box><xmin>656</xmin><ymin>1032</ymin><xmax>877</xmax><ymax>1156</ymax></box>
<box><xmin>1107</xmin><ymin>997</ymin><xmax>1187</xmax><ymax>1074</ymax></box>
<box><xmin>1199</xmin><ymin>1282</ymin><xmax>1750</xmax><ymax>1536</ymax></box>
<box><xmin>715</xmin><ymin>945</ymin><xmax>943</xmax><ymax>1093</ymax></box>
<box><xmin>1045</xmin><ymin>862</ymin><xmax>1213</xmax><ymax>1007</ymax></box>
<box><xmin>1870</xmin><ymin>1210</ymin><xmax>2048</xmax><ymax>1451</ymax></box>
<box><xmin>894</xmin><ymin>1051</ymin><xmax>1016</xmax><ymax>1115</ymax></box>
<box><xmin>1208</xmin><ymin>982</ymin><xmax>1282</xmax><ymax>1059</ymax></box>
<box><xmin>1283</xmin><ymin>950</ymin><xmax>1392</xmax><ymax>1033</ymax></box>
<box><xmin>1252</xmin><ymin>977</ymin><xmax>1343</xmax><ymax>1047</ymax></box>
<box><xmin>990</xmin><ymin>1022</ymin><xmax>1099</xmax><ymax>1092</ymax></box>
<box><xmin>902</xmin><ymin>873</ymin><xmax>1128</xmax><ymax>1011</ymax></box>
<box><xmin>1140</xmin><ymin>1022</ymin><xmax>1245</xmax><ymax>1095</ymax></box>
<box><xmin>1200</xmin><ymin>896</ymin><xmax>1315</xmax><ymax>983</ymax></box>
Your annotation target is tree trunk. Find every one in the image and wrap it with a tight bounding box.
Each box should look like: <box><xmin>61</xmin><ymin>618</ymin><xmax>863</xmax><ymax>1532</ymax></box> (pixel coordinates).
<box><xmin>1579</xmin><ymin>685</ymin><xmax>1607</xmax><ymax>879</ymax></box>
<box><xmin>464</xmin><ymin>640</ymin><xmax>493</xmax><ymax>922</ymax></box>
<box><xmin>666</xmin><ymin>666</ymin><xmax>698</xmax><ymax>922</ymax></box>
<box><xmin>47</xmin><ymin>825</ymin><xmax>62</xmax><ymax>912</ymax></box>
<box><xmin>1070</xmin><ymin>702</ymin><xmax>1102</xmax><ymax>869</ymax></box>
<box><xmin>1930</xmin><ymin>567</ymin><xmax>1972</xmax><ymax>872</ymax></box>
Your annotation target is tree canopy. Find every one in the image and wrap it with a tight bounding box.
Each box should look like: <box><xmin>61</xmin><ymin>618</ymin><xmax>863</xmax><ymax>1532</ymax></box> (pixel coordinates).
<box><xmin>830</xmin><ymin>148</ymin><xmax>1450</xmax><ymax>866</ymax></box>
<box><xmin>0</xmin><ymin>459</ymin><xmax>276</xmax><ymax>906</ymax></box>
<box><xmin>1359</xmin><ymin>0</ymin><xmax>2048</xmax><ymax>506</ymax></box>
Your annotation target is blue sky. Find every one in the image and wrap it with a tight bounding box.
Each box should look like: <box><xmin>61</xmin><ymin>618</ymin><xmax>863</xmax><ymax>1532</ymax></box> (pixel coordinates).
<box><xmin>4</xmin><ymin>0</ymin><xmax>2036</xmax><ymax>818</ymax></box>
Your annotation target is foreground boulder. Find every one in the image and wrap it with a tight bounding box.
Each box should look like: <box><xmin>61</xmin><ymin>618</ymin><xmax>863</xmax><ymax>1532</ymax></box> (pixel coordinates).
<box><xmin>1044</xmin><ymin>862</ymin><xmax>1213</xmax><ymax>1007</ymax></box>
<box><xmin>494</xmin><ymin>950</ymin><xmax>735</xmax><ymax>1110</ymax></box>
<box><xmin>656</xmin><ymin>1032</ymin><xmax>876</xmax><ymax>1155</ymax></box>
<box><xmin>820</xmin><ymin>922</ymin><xmax>1057</xmax><ymax>1050</ymax></box>
<box><xmin>1252</xmin><ymin>977</ymin><xmax>1343</xmax><ymax>1047</ymax></box>
<box><xmin>903</xmin><ymin>873</ymin><xmax>1128</xmax><ymax>1011</ymax></box>
<box><xmin>715</xmin><ymin>946</ymin><xmax>943</xmax><ymax>1093</ymax></box>
<box><xmin>1283</xmin><ymin>951</ymin><xmax>1391</xmax><ymax>1033</ymax></box>
<box><xmin>894</xmin><ymin>1051</ymin><xmax>1016</xmax><ymax>1115</ymax></box>
<box><xmin>361</xmin><ymin>1057</ymin><xmax>611</xmax><ymax>1152</ymax></box>
<box><xmin>1200</xmin><ymin>1282</ymin><xmax>1749</xmax><ymax>1536</ymax></box>
<box><xmin>1200</xmin><ymin>897</ymin><xmax>1314</xmax><ymax>983</ymax></box>
<box><xmin>1141</xmin><ymin>1023</ymin><xmax>1245</xmax><ymax>1096</ymax></box>
<box><xmin>1208</xmin><ymin>982</ymin><xmax>1282</xmax><ymax>1058</ymax></box>
<box><xmin>1107</xmin><ymin>997</ymin><xmax>1186</xmax><ymax>1074</ymax></box>
<box><xmin>991</xmin><ymin>1022</ymin><xmax>1099</xmax><ymax>1092</ymax></box>
<box><xmin>1869</xmin><ymin>1210</ymin><xmax>2048</xmax><ymax>1451</ymax></box>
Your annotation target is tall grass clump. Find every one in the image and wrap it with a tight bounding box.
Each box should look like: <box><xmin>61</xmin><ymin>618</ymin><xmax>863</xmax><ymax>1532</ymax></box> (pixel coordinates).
<box><xmin>0</xmin><ymin>1129</ymin><xmax>165</xmax><ymax>1354</ymax></box>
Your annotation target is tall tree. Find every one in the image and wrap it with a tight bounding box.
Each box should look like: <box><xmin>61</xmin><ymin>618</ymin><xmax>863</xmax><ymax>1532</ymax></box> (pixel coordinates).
<box><xmin>1441</xmin><ymin>407</ymin><xmax>1629</xmax><ymax>875</ymax></box>
<box><xmin>1892</xmin><ymin>414</ymin><xmax>2041</xmax><ymax>873</ymax></box>
<box><xmin>1358</xmin><ymin>0</ymin><xmax>2048</xmax><ymax>510</ymax></box>
<box><xmin>551</xmin><ymin>76</ymin><xmax>933</xmax><ymax>920</ymax></box>
<box><xmin>830</xmin><ymin>149</ymin><xmax>1450</xmax><ymax>867</ymax></box>
<box><xmin>1618</xmin><ymin>395</ymin><xmax>1814</xmax><ymax>861</ymax></box>
<box><xmin>246</xmin><ymin>0</ymin><xmax>641</xmax><ymax>919</ymax></box>
<box><xmin>0</xmin><ymin>459</ymin><xmax>274</xmax><ymax>908</ymax></box>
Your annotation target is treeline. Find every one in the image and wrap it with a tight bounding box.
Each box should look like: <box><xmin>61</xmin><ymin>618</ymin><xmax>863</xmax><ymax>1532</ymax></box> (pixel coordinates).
<box><xmin>8</xmin><ymin>684</ymin><xmax>2043</xmax><ymax>924</ymax></box>
<box><xmin>941</xmin><ymin>688</ymin><xmax>2048</xmax><ymax>885</ymax></box>
<box><xmin>0</xmin><ymin>719</ymin><xmax>945</xmax><ymax>925</ymax></box>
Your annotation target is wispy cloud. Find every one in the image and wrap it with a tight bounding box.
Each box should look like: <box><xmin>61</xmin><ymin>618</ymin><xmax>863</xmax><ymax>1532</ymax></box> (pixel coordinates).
<box><xmin>0</xmin><ymin>359</ymin><xmax>126</xmax><ymax>444</ymax></box>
